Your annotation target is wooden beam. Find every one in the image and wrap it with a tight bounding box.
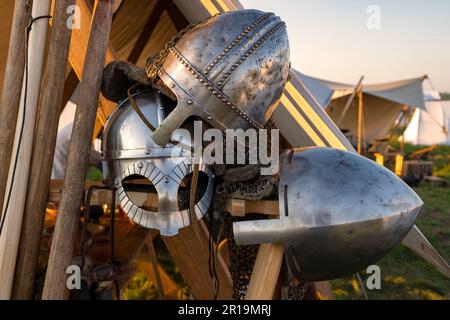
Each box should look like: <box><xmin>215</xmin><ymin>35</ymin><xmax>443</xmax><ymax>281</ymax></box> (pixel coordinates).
<box><xmin>165</xmin><ymin>0</ymin><xmax>190</xmax><ymax>31</ymax></box>
<box><xmin>127</xmin><ymin>0</ymin><xmax>166</xmax><ymax>64</ymax></box>
<box><xmin>13</xmin><ymin>0</ymin><xmax>76</xmax><ymax>299</ymax></box>
<box><xmin>42</xmin><ymin>0</ymin><xmax>114</xmax><ymax>300</ymax></box>
<box><xmin>162</xmin><ymin>220</ymin><xmax>233</xmax><ymax>300</ymax></box>
<box><xmin>245</xmin><ymin>243</ymin><xmax>284</xmax><ymax>300</ymax></box>
<box><xmin>0</xmin><ymin>0</ymin><xmax>32</xmax><ymax>218</ymax></box>
<box><xmin>224</xmin><ymin>199</ymin><xmax>278</xmax><ymax>217</ymax></box>
<box><xmin>68</xmin><ymin>0</ymin><xmax>117</xmax><ymax>135</ymax></box>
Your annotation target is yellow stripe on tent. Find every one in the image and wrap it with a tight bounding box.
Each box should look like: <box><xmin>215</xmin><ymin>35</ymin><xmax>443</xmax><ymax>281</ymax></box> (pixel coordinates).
<box><xmin>285</xmin><ymin>81</ymin><xmax>347</xmax><ymax>150</ymax></box>
<box><xmin>200</xmin><ymin>0</ymin><xmax>221</xmax><ymax>15</ymax></box>
<box><xmin>215</xmin><ymin>0</ymin><xmax>231</xmax><ymax>12</ymax></box>
<box><xmin>280</xmin><ymin>94</ymin><xmax>327</xmax><ymax>147</ymax></box>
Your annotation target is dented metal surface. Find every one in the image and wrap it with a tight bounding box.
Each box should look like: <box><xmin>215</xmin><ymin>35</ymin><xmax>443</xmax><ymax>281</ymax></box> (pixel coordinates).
<box><xmin>151</xmin><ymin>9</ymin><xmax>290</xmax><ymax>146</ymax></box>
<box><xmin>101</xmin><ymin>90</ymin><xmax>214</xmax><ymax>236</ymax></box>
<box><xmin>233</xmin><ymin>147</ymin><xmax>423</xmax><ymax>281</ymax></box>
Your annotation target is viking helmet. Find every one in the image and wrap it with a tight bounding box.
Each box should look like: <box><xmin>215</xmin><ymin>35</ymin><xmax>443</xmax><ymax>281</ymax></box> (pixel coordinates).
<box><xmin>233</xmin><ymin>147</ymin><xmax>423</xmax><ymax>281</ymax></box>
<box><xmin>101</xmin><ymin>89</ymin><xmax>214</xmax><ymax>236</ymax></box>
<box><xmin>149</xmin><ymin>9</ymin><xmax>290</xmax><ymax>146</ymax></box>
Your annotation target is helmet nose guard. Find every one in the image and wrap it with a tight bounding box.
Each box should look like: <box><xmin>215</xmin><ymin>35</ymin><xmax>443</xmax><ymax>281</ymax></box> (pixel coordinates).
<box><xmin>101</xmin><ymin>89</ymin><xmax>214</xmax><ymax>236</ymax></box>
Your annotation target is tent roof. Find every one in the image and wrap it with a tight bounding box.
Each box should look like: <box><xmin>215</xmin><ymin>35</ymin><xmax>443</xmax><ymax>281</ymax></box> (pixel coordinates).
<box><xmin>295</xmin><ymin>72</ymin><xmax>427</xmax><ymax>110</ymax></box>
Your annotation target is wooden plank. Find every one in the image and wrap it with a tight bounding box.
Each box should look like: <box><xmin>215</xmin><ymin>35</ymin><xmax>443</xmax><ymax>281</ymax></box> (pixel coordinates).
<box><xmin>224</xmin><ymin>199</ymin><xmax>278</xmax><ymax>217</ymax></box>
<box><xmin>42</xmin><ymin>0</ymin><xmax>114</xmax><ymax>300</ymax></box>
<box><xmin>402</xmin><ymin>225</ymin><xmax>450</xmax><ymax>278</ymax></box>
<box><xmin>127</xmin><ymin>0</ymin><xmax>165</xmax><ymax>63</ymax></box>
<box><xmin>0</xmin><ymin>0</ymin><xmax>33</xmax><ymax>219</ymax></box>
<box><xmin>245</xmin><ymin>244</ymin><xmax>284</xmax><ymax>300</ymax></box>
<box><xmin>0</xmin><ymin>0</ymin><xmax>52</xmax><ymax>299</ymax></box>
<box><xmin>162</xmin><ymin>220</ymin><xmax>233</xmax><ymax>300</ymax></box>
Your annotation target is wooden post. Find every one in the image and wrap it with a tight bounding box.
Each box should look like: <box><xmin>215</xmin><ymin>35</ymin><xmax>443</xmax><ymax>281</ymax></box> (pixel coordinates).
<box><xmin>42</xmin><ymin>0</ymin><xmax>114</xmax><ymax>300</ymax></box>
<box><xmin>0</xmin><ymin>0</ymin><xmax>32</xmax><ymax>216</ymax></box>
<box><xmin>246</xmin><ymin>244</ymin><xmax>284</xmax><ymax>300</ymax></box>
<box><xmin>336</xmin><ymin>76</ymin><xmax>364</xmax><ymax>127</ymax></box>
<box><xmin>357</xmin><ymin>88</ymin><xmax>363</xmax><ymax>154</ymax></box>
<box><xmin>12</xmin><ymin>0</ymin><xmax>76</xmax><ymax>300</ymax></box>
<box><xmin>69</xmin><ymin>0</ymin><xmax>117</xmax><ymax>134</ymax></box>
<box><xmin>0</xmin><ymin>0</ymin><xmax>52</xmax><ymax>299</ymax></box>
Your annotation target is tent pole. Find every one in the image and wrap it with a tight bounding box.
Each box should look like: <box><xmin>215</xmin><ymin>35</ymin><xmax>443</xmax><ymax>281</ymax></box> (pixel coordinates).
<box><xmin>357</xmin><ymin>87</ymin><xmax>363</xmax><ymax>154</ymax></box>
<box><xmin>0</xmin><ymin>0</ymin><xmax>52</xmax><ymax>299</ymax></box>
<box><xmin>13</xmin><ymin>0</ymin><xmax>76</xmax><ymax>300</ymax></box>
<box><xmin>337</xmin><ymin>75</ymin><xmax>364</xmax><ymax>127</ymax></box>
<box><xmin>0</xmin><ymin>0</ymin><xmax>33</xmax><ymax>217</ymax></box>
<box><xmin>42</xmin><ymin>0</ymin><xmax>114</xmax><ymax>300</ymax></box>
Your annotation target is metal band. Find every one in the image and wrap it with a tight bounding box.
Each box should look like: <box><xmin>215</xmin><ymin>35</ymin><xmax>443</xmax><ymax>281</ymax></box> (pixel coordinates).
<box><xmin>217</xmin><ymin>22</ymin><xmax>286</xmax><ymax>87</ymax></box>
<box><xmin>203</xmin><ymin>12</ymin><xmax>274</xmax><ymax>75</ymax></box>
<box><xmin>168</xmin><ymin>47</ymin><xmax>264</xmax><ymax>129</ymax></box>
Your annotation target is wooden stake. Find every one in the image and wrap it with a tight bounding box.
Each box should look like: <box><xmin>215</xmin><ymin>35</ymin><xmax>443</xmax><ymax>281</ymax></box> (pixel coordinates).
<box><xmin>42</xmin><ymin>0</ymin><xmax>114</xmax><ymax>300</ymax></box>
<box><xmin>0</xmin><ymin>0</ymin><xmax>52</xmax><ymax>300</ymax></box>
<box><xmin>12</xmin><ymin>0</ymin><xmax>76</xmax><ymax>300</ymax></box>
<box><xmin>0</xmin><ymin>0</ymin><xmax>32</xmax><ymax>217</ymax></box>
<box><xmin>246</xmin><ymin>244</ymin><xmax>284</xmax><ymax>300</ymax></box>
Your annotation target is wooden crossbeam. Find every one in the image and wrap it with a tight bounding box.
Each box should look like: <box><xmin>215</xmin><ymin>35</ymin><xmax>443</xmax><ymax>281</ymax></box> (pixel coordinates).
<box><xmin>165</xmin><ymin>0</ymin><xmax>190</xmax><ymax>31</ymax></box>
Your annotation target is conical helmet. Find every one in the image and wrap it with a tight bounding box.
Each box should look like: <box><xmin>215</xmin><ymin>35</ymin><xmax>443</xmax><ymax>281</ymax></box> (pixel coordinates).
<box><xmin>101</xmin><ymin>89</ymin><xmax>214</xmax><ymax>236</ymax></box>
<box><xmin>148</xmin><ymin>9</ymin><xmax>290</xmax><ymax>146</ymax></box>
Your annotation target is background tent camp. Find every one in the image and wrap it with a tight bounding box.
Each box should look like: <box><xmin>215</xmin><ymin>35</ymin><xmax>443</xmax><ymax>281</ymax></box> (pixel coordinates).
<box><xmin>404</xmin><ymin>96</ymin><xmax>450</xmax><ymax>146</ymax></box>
<box><xmin>294</xmin><ymin>72</ymin><xmax>428</xmax><ymax>149</ymax></box>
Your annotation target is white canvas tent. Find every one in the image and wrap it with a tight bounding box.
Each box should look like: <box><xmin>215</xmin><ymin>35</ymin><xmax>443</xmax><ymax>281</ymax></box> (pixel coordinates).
<box><xmin>404</xmin><ymin>99</ymin><xmax>450</xmax><ymax>146</ymax></box>
<box><xmin>295</xmin><ymin>72</ymin><xmax>427</xmax><ymax>146</ymax></box>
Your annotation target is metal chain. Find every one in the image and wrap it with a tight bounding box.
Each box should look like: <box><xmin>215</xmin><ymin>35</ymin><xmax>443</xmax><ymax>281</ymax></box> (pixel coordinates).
<box><xmin>287</xmin><ymin>283</ymin><xmax>308</xmax><ymax>300</ymax></box>
<box><xmin>146</xmin><ymin>14</ymin><xmax>221</xmax><ymax>81</ymax></box>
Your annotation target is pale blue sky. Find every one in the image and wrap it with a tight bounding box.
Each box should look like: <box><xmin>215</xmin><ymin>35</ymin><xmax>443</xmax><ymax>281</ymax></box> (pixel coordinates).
<box><xmin>240</xmin><ymin>0</ymin><xmax>450</xmax><ymax>92</ymax></box>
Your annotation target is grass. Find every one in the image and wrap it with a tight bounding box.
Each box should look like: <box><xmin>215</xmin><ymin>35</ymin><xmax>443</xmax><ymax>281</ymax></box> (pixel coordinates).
<box><xmin>440</xmin><ymin>92</ymin><xmax>450</xmax><ymax>101</ymax></box>
<box><xmin>331</xmin><ymin>186</ymin><xmax>450</xmax><ymax>300</ymax></box>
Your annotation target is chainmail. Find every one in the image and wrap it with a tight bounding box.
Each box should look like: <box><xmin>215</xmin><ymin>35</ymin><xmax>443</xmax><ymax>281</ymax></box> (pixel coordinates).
<box><xmin>212</xmin><ymin>171</ymin><xmax>277</xmax><ymax>299</ymax></box>
<box><xmin>286</xmin><ymin>283</ymin><xmax>308</xmax><ymax>300</ymax></box>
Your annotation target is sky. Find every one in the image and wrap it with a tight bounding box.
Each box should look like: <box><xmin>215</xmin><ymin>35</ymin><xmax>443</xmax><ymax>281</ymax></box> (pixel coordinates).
<box><xmin>240</xmin><ymin>0</ymin><xmax>450</xmax><ymax>92</ymax></box>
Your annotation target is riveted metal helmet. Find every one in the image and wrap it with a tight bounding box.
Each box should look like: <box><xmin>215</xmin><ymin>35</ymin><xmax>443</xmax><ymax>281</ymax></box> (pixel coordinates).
<box><xmin>101</xmin><ymin>89</ymin><xmax>214</xmax><ymax>236</ymax></box>
<box><xmin>148</xmin><ymin>9</ymin><xmax>290</xmax><ymax>146</ymax></box>
<box><xmin>233</xmin><ymin>147</ymin><xmax>423</xmax><ymax>281</ymax></box>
